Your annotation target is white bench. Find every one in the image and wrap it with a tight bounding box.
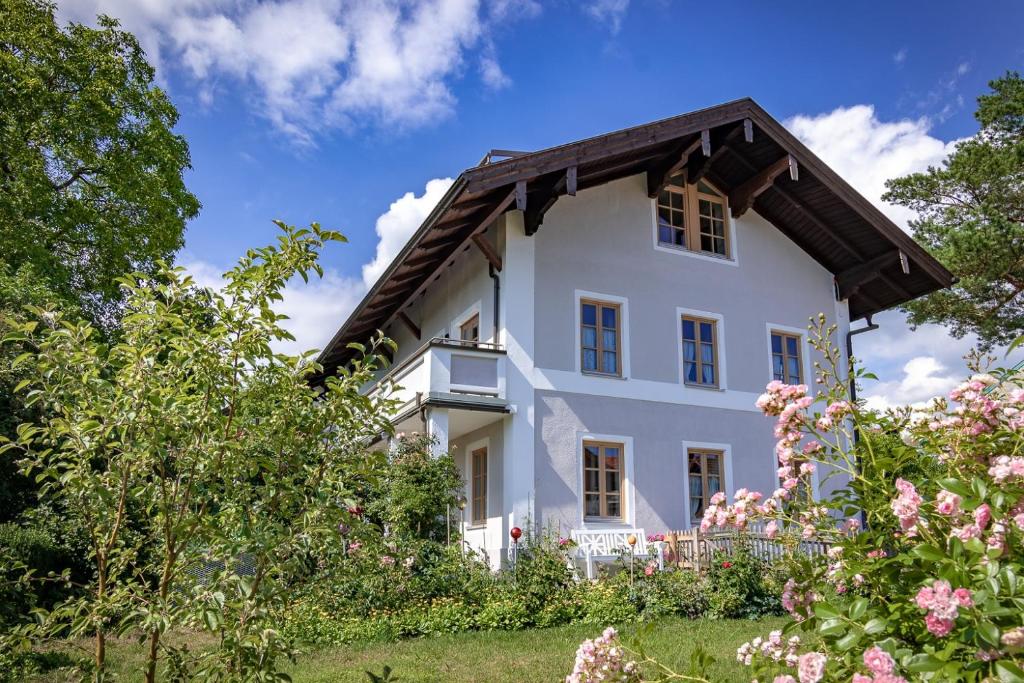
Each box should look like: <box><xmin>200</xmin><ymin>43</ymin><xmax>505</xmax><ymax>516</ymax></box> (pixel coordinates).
<box><xmin>570</xmin><ymin>528</ymin><xmax>664</xmax><ymax>579</ymax></box>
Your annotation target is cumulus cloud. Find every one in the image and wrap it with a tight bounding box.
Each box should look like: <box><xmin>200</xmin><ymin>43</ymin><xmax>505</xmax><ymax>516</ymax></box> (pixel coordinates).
<box><xmin>785</xmin><ymin>105</ymin><xmax>960</xmax><ymax>228</ymax></box>
<box><xmin>362</xmin><ymin>177</ymin><xmax>454</xmax><ymax>289</ymax></box>
<box><xmin>181</xmin><ymin>258</ymin><xmax>365</xmax><ymax>355</ymax></box>
<box><xmin>58</xmin><ymin>0</ymin><xmax>518</xmax><ymax>144</ymax></box>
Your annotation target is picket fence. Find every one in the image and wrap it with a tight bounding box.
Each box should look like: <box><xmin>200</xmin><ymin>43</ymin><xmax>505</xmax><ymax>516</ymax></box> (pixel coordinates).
<box><xmin>663</xmin><ymin>521</ymin><xmax>833</xmax><ymax>571</ymax></box>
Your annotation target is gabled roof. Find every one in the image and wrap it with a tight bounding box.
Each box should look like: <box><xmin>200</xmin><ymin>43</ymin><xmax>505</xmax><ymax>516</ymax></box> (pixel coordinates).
<box><xmin>317</xmin><ymin>98</ymin><xmax>952</xmax><ymax>377</ymax></box>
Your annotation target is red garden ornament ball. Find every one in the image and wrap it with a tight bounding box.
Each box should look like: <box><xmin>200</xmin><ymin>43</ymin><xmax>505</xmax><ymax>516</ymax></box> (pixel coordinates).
<box><xmin>510</xmin><ymin>526</ymin><xmax>522</xmax><ymax>542</ymax></box>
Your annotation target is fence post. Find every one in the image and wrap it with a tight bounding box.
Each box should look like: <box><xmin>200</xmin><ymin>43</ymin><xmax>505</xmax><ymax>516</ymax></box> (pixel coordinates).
<box><xmin>694</xmin><ymin>527</ymin><xmax>701</xmax><ymax>573</ymax></box>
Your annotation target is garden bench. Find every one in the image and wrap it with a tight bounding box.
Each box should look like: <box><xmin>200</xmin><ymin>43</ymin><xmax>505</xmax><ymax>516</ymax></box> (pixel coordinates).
<box><xmin>569</xmin><ymin>528</ymin><xmax>663</xmax><ymax>580</ymax></box>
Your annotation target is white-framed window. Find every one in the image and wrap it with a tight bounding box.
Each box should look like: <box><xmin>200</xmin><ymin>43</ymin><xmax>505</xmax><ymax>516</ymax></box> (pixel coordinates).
<box><xmin>652</xmin><ymin>174</ymin><xmax>738</xmax><ymax>266</ymax></box>
<box><xmin>574</xmin><ymin>290</ymin><xmax>630</xmax><ymax>379</ymax></box>
<box><xmin>676</xmin><ymin>307</ymin><xmax>727</xmax><ymax>391</ymax></box>
<box><xmin>577</xmin><ymin>432</ymin><xmax>634</xmax><ymax>527</ymax></box>
<box><xmin>763</xmin><ymin>323</ymin><xmax>812</xmax><ymax>387</ymax></box>
<box><xmin>681</xmin><ymin>440</ymin><xmax>733</xmax><ymax>529</ymax></box>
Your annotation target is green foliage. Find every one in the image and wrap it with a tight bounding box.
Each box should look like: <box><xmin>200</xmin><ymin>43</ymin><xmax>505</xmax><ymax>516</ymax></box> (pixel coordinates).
<box><xmin>704</xmin><ymin>541</ymin><xmax>783</xmax><ymax>619</ymax></box>
<box><xmin>884</xmin><ymin>72</ymin><xmax>1024</xmax><ymax>347</ymax></box>
<box><xmin>1</xmin><ymin>222</ymin><xmax>396</xmax><ymax>681</ymax></box>
<box><xmin>0</xmin><ymin>0</ymin><xmax>200</xmax><ymax>324</ymax></box>
<box><xmin>364</xmin><ymin>434</ymin><xmax>463</xmax><ymax>544</ymax></box>
<box><xmin>631</xmin><ymin>568</ymin><xmax>708</xmax><ymax>620</ymax></box>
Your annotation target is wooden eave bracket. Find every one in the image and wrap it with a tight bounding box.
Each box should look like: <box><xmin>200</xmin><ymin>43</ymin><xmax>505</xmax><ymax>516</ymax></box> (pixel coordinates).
<box><xmin>688</xmin><ymin>124</ymin><xmax>746</xmax><ymax>186</ymax></box>
<box><xmin>729</xmin><ymin>154</ymin><xmax>799</xmax><ymax>218</ymax></box>
<box><xmin>524</xmin><ymin>166</ymin><xmax>578</xmax><ymax>236</ymax></box>
<box><xmin>471</xmin><ymin>233</ymin><xmax>502</xmax><ymax>271</ymax></box>
<box><xmin>646</xmin><ymin>136</ymin><xmax>704</xmax><ymax>198</ymax></box>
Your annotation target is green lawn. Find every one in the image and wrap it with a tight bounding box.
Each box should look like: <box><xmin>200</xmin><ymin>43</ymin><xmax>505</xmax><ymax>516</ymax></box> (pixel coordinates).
<box><xmin>29</xmin><ymin>617</ymin><xmax>783</xmax><ymax>682</ymax></box>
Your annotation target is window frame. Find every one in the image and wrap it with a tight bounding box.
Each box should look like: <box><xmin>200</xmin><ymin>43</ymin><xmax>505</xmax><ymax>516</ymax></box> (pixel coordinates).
<box><xmin>770</xmin><ymin>330</ymin><xmax>803</xmax><ymax>385</ymax></box>
<box><xmin>470</xmin><ymin>444</ymin><xmax>488</xmax><ymax>526</ymax></box>
<box><xmin>695</xmin><ymin>180</ymin><xmax>730</xmax><ymax>257</ymax></box>
<box><xmin>655</xmin><ymin>179</ymin><xmax>689</xmax><ymax>250</ymax></box>
<box><xmin>763</xmin><ymin>323</ymin><xmax>811</xmax><ymax>388</ymax></box>
<box><xmin>460</xmin><ymin>313</ymin><xmax>480</xmax><ymax>343</ymax></box>
<box><xmin>686</xmin><ymin>448</ymin><xmax>724</xmax><ymax>522</ymax></box>
<box><xmin>574</xmin><ymin>291</ymin><xmax>630</xmax><ymax>379</ymax></box>
<box><xmin>681</xmin><ymin>440</ymin><xmax>733</xmax><ymax>529</ymax></box>
<box><xmin>582</xmin><ymin>440</ymin><xmax>624</xmax><ymax>521</ymax></box>
<box><xmin>680</xmin><ymin>315</ymin><xmax>720</xmax><ymax>389</ymax></box>
<box><xmin>577</xmin><ymin>432</ymin><xmax>634</xmax><ymax>528</ymax></box>
<box><xmin>651</xmin><ymin>174</ymin><xmax>737</xmax><ymax>264</ymax></box>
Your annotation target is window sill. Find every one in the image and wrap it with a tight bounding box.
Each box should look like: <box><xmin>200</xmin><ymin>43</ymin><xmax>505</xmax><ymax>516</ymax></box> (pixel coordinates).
<box><xmin>581</xmin><ymin>518</ymin><xmax>629</xmax><ymax>527</ymax></box>
<box><xmin>654</xmin><ymin>243</ymin><xmax>737</xmax><ymax>267</ymax></box>
<box><xmin>581</xmin><ymin>371</ymin><xmax>627</xmax><ymax>380</ymax></box>
<box><xmin>683</xmin><ymin>382</ymin><xmax>724</xmax><ymax>392</ymax></box>
<box><xmin>466</xmin><ymin>523</ymin><xmax>487</xmax><ymax>530</ymax></box>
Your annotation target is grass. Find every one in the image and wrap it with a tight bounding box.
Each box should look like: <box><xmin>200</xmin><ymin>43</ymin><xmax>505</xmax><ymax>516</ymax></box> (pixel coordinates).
<box><xmin>28</xmin><ymin>617</ymin><xmax>786</xmax><ymax>682</ymax></box>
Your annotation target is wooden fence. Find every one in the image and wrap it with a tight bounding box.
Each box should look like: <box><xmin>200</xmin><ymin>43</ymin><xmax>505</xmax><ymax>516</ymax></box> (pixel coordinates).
<box><xmin>663</xmin><ymin>521</ymin><xmax>833</xmax><ymax>571</ymax></box>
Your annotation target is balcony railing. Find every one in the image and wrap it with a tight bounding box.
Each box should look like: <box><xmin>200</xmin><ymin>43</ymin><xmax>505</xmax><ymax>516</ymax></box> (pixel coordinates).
<box><xmin>370</xmin><ymin>338</ymin><xmax>507</xmax><ymax>420</ymax></box>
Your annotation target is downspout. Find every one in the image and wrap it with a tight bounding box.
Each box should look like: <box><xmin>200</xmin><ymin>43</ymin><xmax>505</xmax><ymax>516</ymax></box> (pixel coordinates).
<box><xmin>845</xmin><ymin>315</ymin><xmax>879</xmax><ymax>529</ymax></box>
<box><xmin>489</xmin><ymin>264</ymin><xmax>500</xmax><ymax>343</ymax></box>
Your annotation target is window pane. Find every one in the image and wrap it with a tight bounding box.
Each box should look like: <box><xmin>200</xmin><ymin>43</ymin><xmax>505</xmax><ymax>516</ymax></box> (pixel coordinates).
<box><xmin>605</xmin><ymin>495</ymin><xmax>620</xmax><ymax>518</ymax></box>
<box><xmin>601</xmin><ymin>306</ymin><xmax>617</xmax><ymax>329</ymax></box>
<box><xmin>771</xmin><ymin>334</ymin><xmax>782</xmax><ymax>354</ymax></box>
<box><xmin>773</xmin><ymin>355</ymin><xmax>785</xmax><ymax>381</ymax></box>
<box><xmin>582</xmin><ymin>303</ymin><xmax>596</xmax><ymax>326</ymax></box>
<box><xmin>699</xmin><ymin>322</ymin><xmax>713</xmax><ymax>341</ymax></box>
<box><xmin>582</xmin><ymin>326</ymin><xmax>597</xmax><ymax>348</ymax></box>
<box><xmin>714</xmin><ymin>238</ymin><xmax>726</xmax><ymax>255</ymax></box>
<box><xmin>786</xmin><ymin>336</ymin><xmax>798</xmax><ymax>356</ymax></box>
<box><xmin>582</xmin><ymin>348</ymin><xmax>597</xmax><ymax>371</ymax></box>
<box><xmin>707</xmin><ymin>474</ymin><xmax>721</xmax><ymax>495</ymax></box>
<box><xmin>602</xmin><ymin>352</ymin><xmax>617</xmax><ymax>374</ymax></box>
<box><xmin>685</xmin><ymin>361</ymin><xmax>697</xmax><ymax>383</ymax></box>
<box><xmin>604</xmin><ymin>447</ymin><xmax>620</xmax><ymax>469</ymax></box>
<box><xmin>702</xmin><ymin>364</ymin><xmax>715</xmax><ymax>385</ymax></box>
<box><xmin>606</xmin><ymin>470</ymin><xmax>619</xmax><ymax>493</ymax></box>
<box><xmin>699</xmin><ymin>199</ymin><xmax>711</xmax><ymax>215</ymax></box>
<box><xmin>711</xmin><ymin>202</ymin><xmax>724</xmax><ymax>219</ymax></box>
<box><xmin>682</xmin><ymin>319</ymin><xmax>695</xmax><ymax>340</ymax></box>
<box><xmin>585</xmin><ymin>494</ymin><xmax>600</xmax><ymax>517</ymax></box>
<box><xmin>585</xmin><ymin>445</ymin><xmax>599</xmax><ymax>468</ymax></box>
<box><xmin>700</xmin><ymin>234</ymin><xmax>713</xmax><ymax>252</ymax></box>
<box><xmin>788</xmin><ymin>357</ymin><xmax>801</xmax><ymax>383</ymax></box>
<box><xmin>585</xmin><ymin>469</ymin><xmax>599</xmax><ymax>493</ymax></box>
<box><xmin>697</xmin><ymin>180</ymin><xmax>717</xmax><ymax>195</ymax></box>
<box><xmin>706</xmin><ymin>454</ymin><xmax>720</xmax><ymax>475</ymax></box>
<box><xmin>701</xmin><ymin>342</ymin><xmax>714</xmax><ymax>365</ymax></box>
<box><xmin>658</xmin><ymin>223</ymin><xmax>672</xmax><ymax>243</ymax></box>
<box><xmin>712</xmin><ymin>219</ymin><xmax>725</xmax><ymax>237</ymax></box>
<box><xmin>658</xmin><ymin>190</ymin><xmax>671</xmax><ymax>207</ymax></box>
<box><xmin>671</xmin><ymin>192</ymin><xmax>684</xmax><ymax>210</ymax></box>
<box><xmin>672</xmin><ymin>228</ymin><xmax>686</xmax><ymax>247</ymax></box>
<box><xmin>683</xmin><ymin>340</ymin><xmax>696</xmax><ymax>362</ymax></box>
<box><xmin>689</xmin><ymin>475</ymin><xmax>703</xmax><ymax>516</ymax></box>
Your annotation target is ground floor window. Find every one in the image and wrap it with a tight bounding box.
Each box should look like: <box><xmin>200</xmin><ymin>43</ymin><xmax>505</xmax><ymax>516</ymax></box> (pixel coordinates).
<box><xmin>471</xmin><ymin>446</ymin><xmax>487</xmax><ymax>524</ymax></box>
<box><xmin>687</xmin><ymin>449</ymin><xmax>723</xmax><ymax>520</ymax></box>
<box><xmin>583</xmin><ymin>440</ymin><xmax>623</xmax><ymax>520</ymax></box>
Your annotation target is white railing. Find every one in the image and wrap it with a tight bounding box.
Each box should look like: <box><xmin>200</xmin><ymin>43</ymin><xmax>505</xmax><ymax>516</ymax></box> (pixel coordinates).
<box><xmin>369</xmin><ymin>338</ymin><xmax>507</xmax><ymax>420</ymax></box>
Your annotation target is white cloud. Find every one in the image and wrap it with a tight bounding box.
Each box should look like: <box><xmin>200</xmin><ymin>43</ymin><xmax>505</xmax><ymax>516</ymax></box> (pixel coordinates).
<box><xmin>583</xmin><ymin>0</ymin><xmax>631</xmax><ymax>33</ymax></box>
<box><xmin>57</xmin><ymin>0</ymin><xmax>517</xmax><ymax>144</ymax></box>
<box><xmin>862</xmin><ymin>355</ymin><xmax>955</xmax><ymax>412</ymax></box>
<box><xmin>893</xmin><ymin>47</ymin><xmax>907</xmax><ymax>65</ymax></box>
<box><xmin>362</xmin><ymin>177</ymin><xmax>454</xmax><ymax>289</ymax></box>
<box><xmin>181</xmin><ymin>258</ymin><xmax>365</xmax><ymax>355</ymax></box>
<box><xmin>785</xmin><ymin>105</ymin><xmax>960</xmax><ymax>228</ymax></box>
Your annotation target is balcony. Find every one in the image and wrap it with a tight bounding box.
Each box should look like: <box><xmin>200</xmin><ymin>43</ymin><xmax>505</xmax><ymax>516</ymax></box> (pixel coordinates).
<box><xmin>372</xmin><ymin>338</ymin><xmax>509</xmax><ymax>427</ymax></box>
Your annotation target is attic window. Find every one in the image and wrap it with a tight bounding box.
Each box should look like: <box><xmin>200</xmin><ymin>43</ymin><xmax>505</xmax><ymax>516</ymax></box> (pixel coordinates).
<box><xmin>655</xmin><ymin>176</ymin><xmax>731</xmax><ymax>259</ymax></box>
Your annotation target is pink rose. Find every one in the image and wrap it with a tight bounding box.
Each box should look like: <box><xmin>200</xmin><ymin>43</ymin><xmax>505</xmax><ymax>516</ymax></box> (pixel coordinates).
<box><xmin>797</xmin><ymin>652</ymin><xmax>826</xmax><ymax>683</ymax></box>
<box><xmin>863</xmin><ymin>646</ymin><xmax>895</xmax><ymax>675</ymax></box>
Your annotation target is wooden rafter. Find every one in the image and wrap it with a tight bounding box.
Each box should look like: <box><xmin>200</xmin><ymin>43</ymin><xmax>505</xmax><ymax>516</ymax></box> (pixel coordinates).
<box><xmin>836</xmin><ymin>251</ymin><xmax>905</xmax><ymax>300</ymax></box>
<box><xmin>471</xmin><ymin>233</ymin><xmax>502</xmax><ymax>271</ymax></box>
<box><xmin>397</xmin><ymin>311</ymin><xmax>421</xmax><ymax>340</ymax></box>
<box><xmin>729</xmin><ymin>154</ymin><xmax>799</xmax><ymax>218</ymax></box>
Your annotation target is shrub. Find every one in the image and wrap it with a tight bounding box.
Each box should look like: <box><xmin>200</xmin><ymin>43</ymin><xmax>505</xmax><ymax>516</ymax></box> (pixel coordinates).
<box><xmin>0</xmin><ymin>523</ymin><xmax>73</xmax><ymax>622</ymax></box>
<box><xmin>577</xmin><ymin>579</ymin><xmax>637</xmax><ymax>626</ymax></box>
<box><xmin>704</xmin><ymin>541</ymin><xmax>781</xmax><ymax>619</ymax></box>
<box><xmin>476</xmin><ymin>585</ymin><xmax>531</xmax><ymax>631</ymax></box>
<box><xmin>632</xmin><ymin>567</ymin><xmax>708</xmax><ymax>620</ymax></box>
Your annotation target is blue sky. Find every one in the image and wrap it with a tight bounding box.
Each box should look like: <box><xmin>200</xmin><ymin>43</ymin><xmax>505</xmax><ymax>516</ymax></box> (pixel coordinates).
<box><xmin>60</xmin><ymin>0</ymin><xmax>1024</xmax><ymax>406</ymax></box>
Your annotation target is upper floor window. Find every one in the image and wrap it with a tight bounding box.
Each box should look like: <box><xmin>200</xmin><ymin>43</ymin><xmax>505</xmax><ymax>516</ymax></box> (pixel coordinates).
<box><xmin>696</xmin><ymin>181</ymin><xmax>728</xmax><ymax>256</ymax></box>
<box><xmin>681</xmin><ymin>316</ymin><xmax>718</xmax><ymax>387</ymax></box>
<box><xmin>770</xmin><ymin>331</ymin><xmax>803</xmax><ymax>384</ymax></box>
<box><xmin>655</xmin><ymin>175</ymin><xmax>731</xmax><ymax>259</ymax></box>
<box><xmin>583</xmin><ymin>440</ymin><xmax>623</xmax><ymax>521</ymax></box>
<box><xmin>581</xmin><ymin>300</ymin><xmax>621</xmax><ymax>376</ymax></box>
<box><xmin>460</xmin><ymin>313</ymin><xmax>480</xmax><ymax>342</ymax></box>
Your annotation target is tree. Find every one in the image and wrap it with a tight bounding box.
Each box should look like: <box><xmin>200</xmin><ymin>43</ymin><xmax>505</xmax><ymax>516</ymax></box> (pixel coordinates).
<box><xmin>0</xmin><ymin>0</ymin><xmax>200</xmax><ymax>325</ymax></box>
<box><xmin>883</xmin><ymin>72</ymin><xmax>1024</xmax><ymax>347</ymax></box>
<box><xmin>2</xmin><ymin>223</ymin><xmax>396</xmax><ymax>681</ymax></box>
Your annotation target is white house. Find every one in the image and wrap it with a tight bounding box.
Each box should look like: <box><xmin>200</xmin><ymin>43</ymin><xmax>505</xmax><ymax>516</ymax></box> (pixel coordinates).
<box><xmin>315</xmin><ymin>98</ymin><xmax>952</xmax><ymax>567</ymax></box>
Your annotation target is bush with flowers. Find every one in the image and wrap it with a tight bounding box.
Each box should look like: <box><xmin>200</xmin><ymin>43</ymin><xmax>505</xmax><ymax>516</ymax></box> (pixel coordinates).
<box><xmin>570</xmin><ymin>316</ymin><xmax>1024</xmax><ymax>682</ymax></box>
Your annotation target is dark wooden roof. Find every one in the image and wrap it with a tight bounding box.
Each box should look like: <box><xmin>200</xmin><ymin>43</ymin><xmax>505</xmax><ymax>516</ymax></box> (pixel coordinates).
<box><xmin>316</xmin><ymin>98</ymin><xmax>953</xmax><ymax>377</ymax></box>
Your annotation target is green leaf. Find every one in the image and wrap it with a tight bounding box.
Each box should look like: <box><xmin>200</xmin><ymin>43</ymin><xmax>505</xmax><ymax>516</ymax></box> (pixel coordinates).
<box><xmin>978</xmin><ymin>620</ymin><xmax>1002</xmax><ymax>647</ymax></box>
<box><xmin>849</xmin><ymin>597</ymin><xmax>869</xmax><ymax>620</ymax></box>
<box><xmin>996</xmin><ymin>660</ymin><xmax>1024</xmax><ymax>683</ymax></box>
<box><xmin>912</xmin><ymin>544</ymin><xmax>946</xmax><ymax>562</ymax></box>
<box><xmin>863</xmin><ymin>618</ymin><xmax>887</xmax><ymax>635</ymax></box>
<box><xmin>836</xmin><ymin>630</ymin><xmax>862</xmax><ymax>651</ymax></box>
<box><xmin>813</xmin><ymin>602</ymin><xmax>841</xmax><ymax>619</ymax></box>
<box><xmin>905</xmin><ymin>653</ymin><xmax>945</xmax><ymax>672</ymax></box>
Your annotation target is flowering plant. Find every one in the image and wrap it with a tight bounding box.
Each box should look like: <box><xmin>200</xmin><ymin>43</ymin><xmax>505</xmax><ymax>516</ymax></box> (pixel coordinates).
<box><xmin>572</xmin><ymin>316</ymin><xmax>1024</xmax><ymax>682</ymax></box>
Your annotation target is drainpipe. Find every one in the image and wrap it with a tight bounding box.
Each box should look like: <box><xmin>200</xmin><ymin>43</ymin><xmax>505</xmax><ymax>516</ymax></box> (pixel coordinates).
<box><xmin>489</xmin><ymin>264</ymin><xmax>500</xmax><ymax>344</ymax></box>
<box><xmin>845</xmin><ymin>315</ymin><xmax>878</xmax><ymax>529</ymax></box>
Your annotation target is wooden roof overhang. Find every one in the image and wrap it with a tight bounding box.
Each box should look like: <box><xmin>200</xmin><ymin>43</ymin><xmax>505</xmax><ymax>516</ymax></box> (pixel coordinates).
<box><xmin>315</xmin><ymin>98</ymin><xmax>953</xmax><ymax>379</ymax></box>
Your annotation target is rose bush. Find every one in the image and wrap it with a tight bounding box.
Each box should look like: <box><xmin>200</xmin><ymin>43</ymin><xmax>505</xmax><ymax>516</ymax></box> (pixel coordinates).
<box><xmin>572</xmin><ymin>316</ymin><xmax>1024</xmax><ymax>682</ymax></box>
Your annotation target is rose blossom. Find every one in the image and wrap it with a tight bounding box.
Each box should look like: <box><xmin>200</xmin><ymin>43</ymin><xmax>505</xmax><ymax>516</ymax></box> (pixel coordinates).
<box><xmin>863</xmin><ymin>646</ymin><xmax>894</xmax><ymax>675</ymax></box>
<box><xmin>797</xmin><ymin>652</ymin><xmax>826</xmax><ymax>683</ymax></box>
<box><xmin>934</xmin><ymin>490</ymin><xmax>961</xmax><ymax>516</ymax></box>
